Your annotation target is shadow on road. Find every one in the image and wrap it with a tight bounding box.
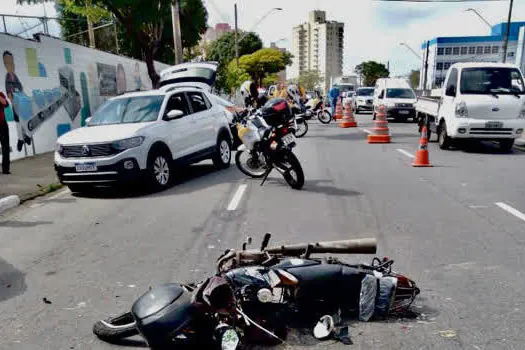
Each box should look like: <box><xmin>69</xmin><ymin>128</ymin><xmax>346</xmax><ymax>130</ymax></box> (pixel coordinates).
<box><xmin>0</xmin><ymin>220</ymin><xmax>53</xmax><ymax>228</ymax></box>
<box><xmin>72</xmin><ymin>163</ymin><xmax>244</xmax><ymax>200</ymax></box>
<box><xmin>265</xmin><ymin>179</ymin><xmax>363</xmax><ymax>197</ymax></box>
<box><xmin>308</xmin><ymin>132</ymin><xmax>367</xmax><ymax>141</ymax></box>
<box><xmin>443</xmin><ymin>141</ymin><xmax>525</xmax><ymax>155</ymax></box>
<box><xmin>0</xmin><ymin>257</ymin><xmax>27</xmax><ymax>302</ymax></box>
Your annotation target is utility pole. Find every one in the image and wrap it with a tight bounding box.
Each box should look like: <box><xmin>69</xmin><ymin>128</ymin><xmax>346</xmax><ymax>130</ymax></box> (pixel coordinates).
<box><xmin>86</xmin><ymin>0</ymin><xmax>95</xmax><ymax>48</ymax></box>
<box><xmin>502</xmin><ymin>0</ymin><xmax>514</xmax><ymax>63</ymax></box>
<box><xmin>234</xmin><ymin>3</ymin><xmax>239</xmax><ymax>66</ymax></box>
<box><xmin>171</xmin><ymin>0</ymin><xmax>183</xmax><ymax>64</ymax></box>
<box><xmin>113</xmin><ymin>19</ymin><xmax>119</xmax><ymax>54</ymax></box>
<box><xmin>423</xmin><ymin>40</ymin><xmax>430</xmax><ymax>93</ymax></box>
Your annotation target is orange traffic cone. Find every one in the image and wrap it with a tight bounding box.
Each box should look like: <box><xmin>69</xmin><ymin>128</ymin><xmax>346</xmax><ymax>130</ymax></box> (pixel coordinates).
<box><xmin>334</xmin><ymin>99</ymin><xmax>343</xmax><ymax>120</ymax></box>
<box><xmin>367</xmin><ymin>105</ymin><xmax>390</xmax><ymax>143</ymax></box>
<box><xmin>339</xmin><ymin>101</ymin><xmax>357</xmax><ymax>128</ymax></box>
<box><xmin>412</xmin><ymin>125</ymin><xmax>432</xmax><ymax>167</ymax></box>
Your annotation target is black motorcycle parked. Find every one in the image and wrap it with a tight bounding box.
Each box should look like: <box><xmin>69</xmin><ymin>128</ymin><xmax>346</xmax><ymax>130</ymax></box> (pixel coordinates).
<box><xmin>93</xmin><ymin>234</ymin><xmax>420</xmax><ymax>349</ymax></box>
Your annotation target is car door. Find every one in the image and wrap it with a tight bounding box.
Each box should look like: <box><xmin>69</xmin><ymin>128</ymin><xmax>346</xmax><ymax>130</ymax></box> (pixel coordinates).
<box><xmin>186</xmin><ymin>90</ymin><xmax>215</xmax><ymax>153</ymax></box>
<box><xmin>163</xmin><ymin>92</ymin><xmax>193</xmax><ymax>160</ymax></box>
<box><xmin>441</xmin><ymin>68</ymin><xmax>458</xmax><ymax>122</ymax></box>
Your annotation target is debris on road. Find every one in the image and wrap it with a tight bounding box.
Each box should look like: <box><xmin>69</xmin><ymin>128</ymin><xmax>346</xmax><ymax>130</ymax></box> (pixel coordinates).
<box><xmin>438</xmin><ymin>330</ymin><xmax>457</xmax><ymax>338</ymax></box>
<box><xmin>42</xmin><ymin>297</ymin><xmax>52</xmax><ymax>304</ymax></box>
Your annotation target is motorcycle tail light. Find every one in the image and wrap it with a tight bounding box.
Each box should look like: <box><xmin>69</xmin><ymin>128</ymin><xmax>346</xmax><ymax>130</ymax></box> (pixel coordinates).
<box><xmin>282</xmin><ymin>127</ymin><xmax>289</xmax><ymax>134</ymax></box>
<box><xmin>270</xmin><ymin>141</ymin><xmax>278</xmax><ymax>150</ymax></box>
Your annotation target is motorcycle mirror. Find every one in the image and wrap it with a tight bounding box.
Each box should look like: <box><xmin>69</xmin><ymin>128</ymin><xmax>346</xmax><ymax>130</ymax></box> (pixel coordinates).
<box><xmin>260</xmin><ymin>233</ymin><xmax>271</xmax><ymax>250</ymax></box>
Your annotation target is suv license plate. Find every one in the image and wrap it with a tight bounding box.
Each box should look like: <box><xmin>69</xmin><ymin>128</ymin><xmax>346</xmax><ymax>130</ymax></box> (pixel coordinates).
<box><xmin>75</xmin><ymin>162</ymin><xmax>97</xmax><ymax>172</ymax></box>
<box><xmin>282</xmin><ymin>134</ymin><xmax>296</xmax><ymax>145</ymax></box>
<box><xmin>399</xmin><ymin>110</ymin><xmax>410</xmax><ymax>115</ymax></box>
<box><xmin>485</xmin><ymin>121</ymin><xmax>503</xmax><ymax>129</ymax></box>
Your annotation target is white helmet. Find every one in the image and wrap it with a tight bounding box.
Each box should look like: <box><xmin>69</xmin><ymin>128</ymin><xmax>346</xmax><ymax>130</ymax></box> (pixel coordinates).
<box><xmin>287</xmin><ymin>84</ymin><xmax>301</xmax><ymax>102</ymax></box>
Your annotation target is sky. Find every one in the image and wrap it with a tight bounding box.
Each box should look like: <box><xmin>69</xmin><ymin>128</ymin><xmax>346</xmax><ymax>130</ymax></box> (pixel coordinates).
<box><xmin>3</xmin><ymin>0</ymin><xmax>525</xmax><ymax>77</ymax></box>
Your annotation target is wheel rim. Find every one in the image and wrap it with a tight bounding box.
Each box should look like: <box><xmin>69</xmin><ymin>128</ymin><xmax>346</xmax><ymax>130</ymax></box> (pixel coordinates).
<box><xmin>153</xmin><ymin>156</ymin><xmax>169</xmax><ymax>185</ymax></box>
<box><xmin>220</xmin><ymin>140</ymin><xmax>230</xmax><ymax>163</ymax></box>
<box><xmin>239</xmin><ymin>151</ymin><xmax>266</xmax><ymax>176</ymax></box>
<box><xmin>319</xmin><ymin>111</ymin><xmax>330</xmax><ymax>122</ymax></box>
<box><xmin>297</xmin><ymin>123</ymin><xmax>306</xmax><ymax>135</ymax></box>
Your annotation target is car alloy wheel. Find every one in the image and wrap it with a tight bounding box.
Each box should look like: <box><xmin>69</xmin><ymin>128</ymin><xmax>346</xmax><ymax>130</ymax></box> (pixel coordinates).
<box><xmin>220</xmin><ymin>140</ymin><xmax>230</xmax><ymax>164</ymax></box>
<box><xmin>153</xmin><ymin>156</ymin><xmax>170</xmax><ymax>185</ymax></box>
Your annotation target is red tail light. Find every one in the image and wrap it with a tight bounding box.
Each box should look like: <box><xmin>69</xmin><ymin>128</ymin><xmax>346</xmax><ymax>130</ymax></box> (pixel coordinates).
<box><xmin>282</xmin><ymin>127</ymin><xmax>289</xmax><ymax>134</ymax></box>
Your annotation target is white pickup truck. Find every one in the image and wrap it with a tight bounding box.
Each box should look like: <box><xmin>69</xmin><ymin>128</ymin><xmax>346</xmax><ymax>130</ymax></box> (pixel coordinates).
<box><xmin>416</xmin><ymin>62</ymin><xmax>525</xmax><ymax>152</ymax></box>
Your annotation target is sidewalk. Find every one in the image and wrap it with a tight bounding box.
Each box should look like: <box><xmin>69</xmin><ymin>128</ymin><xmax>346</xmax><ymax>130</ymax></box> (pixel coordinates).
<box><xmin>0</xmin><ymin>152</ymin><xmax>61</xmax><ymax>202</ymax></box>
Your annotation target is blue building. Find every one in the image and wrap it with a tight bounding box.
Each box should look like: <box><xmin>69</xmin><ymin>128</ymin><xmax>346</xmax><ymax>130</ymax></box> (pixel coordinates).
<box><xmin>419</xmin><ymin>22</ymin><xmax>525</xmax><ymax>90</ymax></box>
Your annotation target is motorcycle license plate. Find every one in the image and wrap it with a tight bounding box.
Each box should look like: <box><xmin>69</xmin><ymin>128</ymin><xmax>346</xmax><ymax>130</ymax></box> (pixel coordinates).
<box><xmin>282</xmin><ymin>134</ymin><xmax>296</xmax><ymax>145</ymax></box>
<box><xmin>75</xmin><ymin>162</ymin><xmax>97</xmax><ymax>172</ymax></box>
<box><xmin>485</xmin><ymin>121</ymin><xmax>503</xmax><ymax>129</ymax></box>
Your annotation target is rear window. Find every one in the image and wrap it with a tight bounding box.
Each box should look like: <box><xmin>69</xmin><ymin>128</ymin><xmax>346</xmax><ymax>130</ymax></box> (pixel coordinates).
<box><xmin>386</xmin><ymin>88</ymin><xmax>415</xmax><ymax>99</ymax></box>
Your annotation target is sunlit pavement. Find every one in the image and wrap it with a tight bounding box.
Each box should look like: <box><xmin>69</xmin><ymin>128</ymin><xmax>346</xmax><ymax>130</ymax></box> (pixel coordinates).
<box><xmin>1</xmin><ymin>113</ymin><xmax>525</xmax><ymax>349</ymax></box>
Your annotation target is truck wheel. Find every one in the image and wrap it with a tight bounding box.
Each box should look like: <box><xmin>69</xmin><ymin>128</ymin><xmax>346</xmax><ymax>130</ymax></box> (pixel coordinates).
<box><xmin>499</xmin><ymin>139</ymin><xmax>514</xmax><ymax>152</ymax></box>
<box><xmin>438</xmin><ymin>121</ymin><xmax>452</xmax><ymax>150</ymax></box>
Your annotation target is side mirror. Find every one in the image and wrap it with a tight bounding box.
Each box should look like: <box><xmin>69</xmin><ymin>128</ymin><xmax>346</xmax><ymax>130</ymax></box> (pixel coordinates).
<box><xmin>166</xmin><ymin>109</ymin><xmax>184</xmax><ymax>120</ymax></box>
<box><xmin>445</xmin><ymin>85</ymin><xmax>456</xmax><ymax>97</ymax></box>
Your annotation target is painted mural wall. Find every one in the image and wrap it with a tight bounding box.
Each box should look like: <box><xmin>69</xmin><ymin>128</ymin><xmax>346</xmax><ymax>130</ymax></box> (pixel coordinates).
<box><xmin>0</xmin><ymin>33</ymin><xmax>169</xmax><ymax>163</ymax></box>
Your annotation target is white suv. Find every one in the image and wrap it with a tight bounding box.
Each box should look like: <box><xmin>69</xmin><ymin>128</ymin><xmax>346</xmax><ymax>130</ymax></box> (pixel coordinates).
<box><xmin>54</xmin><ymin>86</ymin><xmax>233</xmax><ymax>192</ymax></box>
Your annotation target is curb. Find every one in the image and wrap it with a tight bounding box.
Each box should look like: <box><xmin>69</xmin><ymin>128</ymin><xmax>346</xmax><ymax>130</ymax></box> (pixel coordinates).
<box><xmin>0</xmin><ymin>195</ymin><xmax>21</xmax><ymax>215</ymax></box>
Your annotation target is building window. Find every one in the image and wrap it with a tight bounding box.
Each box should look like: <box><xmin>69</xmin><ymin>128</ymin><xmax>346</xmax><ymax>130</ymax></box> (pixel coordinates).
<box><xmin>445</xmin><ymin>47</ymin><xmax>452</xmax><ymax>55</ymax></box>
<box><xmin>436</xmin><ymin>62</ymin><xmax>443</xmax><ymax>70</ymax></box>
<box><xmin>460</xmin><ymin>47</ymin><xmax>468</xmax><ymax>55</ymax></box>
<box><xmin>484</xmin><ymin>46</ymin><xmax>491</xmax><ymax>54</ymax></box>
<box><xmin>492</xmin><ymin>46</ymin><xmax>499</xmax><ymax>54</ymax></box>
<box><xmin>508</xmin><ymin>52</ymin><xmax>515</xmax><ymax>57</ymax></box>
<box><xmin>453</xmin><ymin>47</ymin><xmax>460</xmax><ymax>55</ymax></box>
<box><xmin>437</xmin><ymin>48</ymin><xmax>444</xmax><ymax>55</ymax></box>
<box><xmin>444</xmin><ymin>62</ymin><xmax>451</xmax><ymax>70</ymax></box>
<box><xmin>476</xmin><ymin>46</ymin><xmax>483</xmax><ymax>54</ymax></box>
<box><xmin>468</xmin><ymin>47</ymin><xmax>476</xmax><ymax>55</ymax></box>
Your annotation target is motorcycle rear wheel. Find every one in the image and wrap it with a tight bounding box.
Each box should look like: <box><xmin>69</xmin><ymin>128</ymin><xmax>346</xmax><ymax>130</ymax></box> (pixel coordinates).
<box><xmin>283</xmin><ymin>152</ymin><xmax>305</xmax><ymax>190</ymax></box>
<box><xmin>295</xmin><ymin>120</ymin><xmax>308</xmax><ymax>138</ymax></box>
<box><xmin>235</xmin><ymin>150</ymin><xmax>266</xmax><ymax>178</ymax></box>
<box><xmin>317</xmin><ymin>110</ymin><xmax>332</xmax><ymax>124</ymax></box>
<box><xmin>93</xmin><ymin>312</ymin><xmax>138</xmax><ymax>341</ymax></box>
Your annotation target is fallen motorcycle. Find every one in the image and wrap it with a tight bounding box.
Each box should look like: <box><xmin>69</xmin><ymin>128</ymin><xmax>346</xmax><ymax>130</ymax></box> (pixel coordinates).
<box><xmin>93</xmin><ymin>234</ymin><xmax>420</xmax><ymax>349</ymax></box>
<box><xmin>234</xmin><ymin>98</ymin><xmax>305</xmax><ymax>190</ymax></box>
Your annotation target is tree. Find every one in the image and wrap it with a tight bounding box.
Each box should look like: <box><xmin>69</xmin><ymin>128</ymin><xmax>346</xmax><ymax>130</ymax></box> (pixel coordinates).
<box><xmin>238</xmin><ymin>48</ymin><xmax>287</xmax><ymax>87</ymax></box>
<box><xmin>298</xmin><ymin>70</ymin><xmax>323</xmax><ymax>91</ymax></box>
<box><xmin>409</xmin><ymin>70</ymin><xmax>420</xmax><ymax>89</ymax></box>
<box><xmin>354</xmin><ymin>61</ymin><xmax>389</xmax><ymax>87</ymax></box>
<box><xmin>20</xmin><ymin>0</ymin><xmax>208</xmax><ymax>87</ymax></box>
<box><xmin>262</xmin><ymin>73</ymin><xmax>280</xmax><ymax>87</ymax></box>
<box><xmin>226</xmin><ymin>60</ymin><xmax>251</xmax><ymax>92</ymax></box>
<box><xmin>207</xmin><ymin>31</ymin><xmax>263</xmax><ymax>93</ymax></box>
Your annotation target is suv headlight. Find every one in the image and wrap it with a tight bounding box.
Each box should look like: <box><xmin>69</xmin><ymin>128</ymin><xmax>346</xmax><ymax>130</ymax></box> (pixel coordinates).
<box><xmin>455</xmin><ymin>101</ymin><xmax>468</xmax><ymax>118</ymax></box>
<box><xmin>112</xmin><ymin>136</ymin><xmax>145</xmax><ymax>150</ymax></box>
<box><xmin>358</xmin><ymin>98</ymin><xmax>365</xmax><ymax>103</ymax></box>
<box><xmin>55</xmin><ymin>143</ymin><xmax>64</xmax><ymax>154</ymax></box>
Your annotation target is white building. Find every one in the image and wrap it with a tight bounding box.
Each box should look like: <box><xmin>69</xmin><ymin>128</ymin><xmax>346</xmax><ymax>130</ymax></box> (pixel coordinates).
<box><xmin>290</xmin><ymin>10</ymin><xmax>344</xmax><ymax>94</ymax></box>
<box><xmin>419</xmin><ymin>22</ymin><xmax>525</xmax><ymax>90</ymax></box>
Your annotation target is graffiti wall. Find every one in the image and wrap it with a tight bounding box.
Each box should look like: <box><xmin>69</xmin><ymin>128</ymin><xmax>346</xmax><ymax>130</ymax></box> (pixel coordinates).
<box><xmin>0</xmin><ymin>33</ymin><xmax>169</xmax><ymax>163</ymax></box>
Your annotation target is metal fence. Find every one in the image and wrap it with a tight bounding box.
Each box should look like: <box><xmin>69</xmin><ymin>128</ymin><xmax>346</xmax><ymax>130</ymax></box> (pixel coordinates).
<box><xmin>1</xmin><ymin>13</ymin><xmax>60</xmax><ymax>39</ymax></box>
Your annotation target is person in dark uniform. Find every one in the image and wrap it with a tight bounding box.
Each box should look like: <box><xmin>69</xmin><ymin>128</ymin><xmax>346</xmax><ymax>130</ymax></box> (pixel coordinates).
<box><xmin>0</xmin><ymin>91</ymin><xmax>10</xmax><ymax>174</ymax></box>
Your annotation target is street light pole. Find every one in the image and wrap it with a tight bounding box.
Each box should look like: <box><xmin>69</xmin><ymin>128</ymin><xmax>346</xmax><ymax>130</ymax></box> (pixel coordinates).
<box><xmin>234</xmin><ymin>3</ymin><xmax>239</xmax><ymax>66</ymax></box>
<box><xmin>465</xmin><ymin>8</ymin><xmax>492</xmax><ymax>29</ymax></box>
<box><xmin>400</xmin><ymin>42</ymin><xmax>422</xmax><ymax>60</ymax></box>
<box><xmin>502</xmin><ymin>0</ymin><xmax>514</xmax><ymax>63</ymax></box>
<box><xmin>423</xmin><ymin>40</ymin><xmax>430</xmax><ymax>92</ymax></box>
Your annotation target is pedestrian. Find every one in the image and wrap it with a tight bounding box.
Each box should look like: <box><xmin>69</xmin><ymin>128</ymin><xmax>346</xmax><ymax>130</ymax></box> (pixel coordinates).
<box><xmin>328</xmin><ymin>85</ymin><xmax>340</xmax><ymax>117</ymax></box>
<box><xmin>0</xmin><ymin>90</ymin><xmax>10</xmax><ymax>174</ymax></box>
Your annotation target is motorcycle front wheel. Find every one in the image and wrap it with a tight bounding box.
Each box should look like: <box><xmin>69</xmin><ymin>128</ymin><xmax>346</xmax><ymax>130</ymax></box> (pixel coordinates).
<box><xmin>295</xmin><ymin>120</ymin><xmax>308</xmax><ymax>138</ymax></box>
<box><xmin>235</xmin><ymin>150</ymin><xmax>267</xmax><ymax>178</ymax></box>
<box><xmin>93</xmin><ymin>312</ymin><xmax>138</xmax><ymax>341</ymax></box>
<box><xmin>317</xmin><ymin>110</ymin><xmax>332</xmax><ymax>124</ymax></box>
<box><xmin>282</xmin><ymin>152</ymin><xmax>305</xmax><ymax>190</ymax></box>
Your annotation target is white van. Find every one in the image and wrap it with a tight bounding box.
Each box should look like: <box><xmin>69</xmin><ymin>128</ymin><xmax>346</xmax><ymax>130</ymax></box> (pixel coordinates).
<box><xmin>373</xmin><ymin>78</ymin><xmax>417</xmax><ymax>122</ymax></box>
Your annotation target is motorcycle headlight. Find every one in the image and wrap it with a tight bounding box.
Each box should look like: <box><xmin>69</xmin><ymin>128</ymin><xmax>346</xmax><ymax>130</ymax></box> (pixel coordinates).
<box><xmin>112</xmin><ymin>136</ymin><xmax>145</xmax><ymax>150</ymax></box>
<box><xmin>455</xmin><ymin>101</ymin><xmax>468</xmax><ymax>118</ymax></box>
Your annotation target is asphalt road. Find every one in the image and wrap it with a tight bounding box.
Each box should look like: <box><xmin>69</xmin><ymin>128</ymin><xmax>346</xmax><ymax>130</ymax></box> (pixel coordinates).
<box><xmin>1</xmin><ymin>113</ymin><xmax>525</xmax><ymax>350</ymax></box>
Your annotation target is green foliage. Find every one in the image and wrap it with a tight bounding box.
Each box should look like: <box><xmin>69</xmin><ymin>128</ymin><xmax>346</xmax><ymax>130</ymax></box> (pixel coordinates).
<box><xmin>238</xmin><ymin>48</ymin><xmax>287</xmax><ymax>87</ymax></box>
<box><xmin>263</xmin><ymin>73</ymin><xmax>280</xmax><ymax>87</ymax></box>
<box><xmin>298</xmin><ymin>70</ymin><xmax>323</xmax><ymax>91</ymax></box>
<box><xmin>226</xmin><ymin>60</ymin><xmax>251</xmax><ymax>92</ymax></box>
<box><xmin>409</xmin><ymin>69</ymin><xmax>420</xmax><ymax>89</ymax></box>
<box><xmin>355</xmin><ymin>61</ymin><xmax>390</xmax><ymax>87</ymax></box>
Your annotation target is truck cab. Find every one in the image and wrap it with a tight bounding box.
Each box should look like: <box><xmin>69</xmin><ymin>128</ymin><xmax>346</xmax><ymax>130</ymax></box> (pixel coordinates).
<box><xmin>417</xmin><ymin>62</ymin><xmax>525</xmax><ymax>151</ymax></box>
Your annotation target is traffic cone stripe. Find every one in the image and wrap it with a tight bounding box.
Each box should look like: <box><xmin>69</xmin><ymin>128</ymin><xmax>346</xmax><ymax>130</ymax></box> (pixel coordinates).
<box><xmin>412</xmin><ymin>125</ymin><xmax>432</xmax><ymax>167</ymax></box>
<box><xmin>367</xmin><ymin>105</ymin><xmax>390</xmax><ymax>143</ymax></box>
<box><xmin>339</xmin><ymin>101</ymin><xmax>358</xmax><ymax>128</ymax></box>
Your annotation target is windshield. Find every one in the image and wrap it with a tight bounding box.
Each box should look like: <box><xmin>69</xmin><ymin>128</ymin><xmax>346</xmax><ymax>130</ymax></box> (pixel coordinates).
<box><xmin>357</xmin><ymin>89</ymin><xmax>374</xmax><ymax>96</ymax></box>
<box><xmin>89</xmin><ymin>96</ymin><xmax>163</xmax><ymax>126</ymax></box>
<box><xmin>386</xmin><ymin>88</ymin><xmax>415</xmax><ymax>99</ymax></box>
<box><xmin>460</xmin><ymin>68</ymin><xmax>525</xmax><ymax>95</ymax></box>
<box><xmin>335</xmin><ymin>84</ymin><xmax>355</xmax><ymax>93</ymax></box>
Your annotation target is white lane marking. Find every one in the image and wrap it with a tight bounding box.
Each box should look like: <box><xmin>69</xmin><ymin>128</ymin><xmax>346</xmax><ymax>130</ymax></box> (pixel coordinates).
<box><xmin>396</xmin><ymin>148</ymin><xmax>415</xmax><ymax>159</ymax></box>
<box><xmin>359</xmin><ymin>128</ymin><xmax>371</xmax><ymax>134</ymax></box>
<box><xmin>227</xmin><ymin>184</ymin><xmax>248</xmax><ymax>211</ymax></box>
<box><xmin>495</xmin><ymin>202</ymin><xmax>525</xmax><ymax>222</ymax></box>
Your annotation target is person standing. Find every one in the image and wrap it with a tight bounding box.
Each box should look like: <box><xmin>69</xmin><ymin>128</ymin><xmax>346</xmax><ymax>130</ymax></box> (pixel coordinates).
<box><xmin>0</xmin><ymin>91</ymin><xmax>10</xmax><ymax>174</ymax></box>
<box><xmin>328</xmin><ymin>85</ymin><xmax>340</xmax><ymax>117</ymax></box>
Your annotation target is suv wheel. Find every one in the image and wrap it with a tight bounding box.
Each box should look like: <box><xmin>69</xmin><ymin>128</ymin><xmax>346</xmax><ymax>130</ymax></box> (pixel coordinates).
<box><xmin>438</xmin><ymin>121</ymin><xmax>452</xmax><ymax>150</ymax></box>
<box><xmin>148</xmin><ymin>151</ymin><xmax>171</xmax><ymax>189</ymax></box>
<box><xmin>213</xmin><ymin>135</ymin><xmax>231</xmax><ymax>169</ymax></box>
